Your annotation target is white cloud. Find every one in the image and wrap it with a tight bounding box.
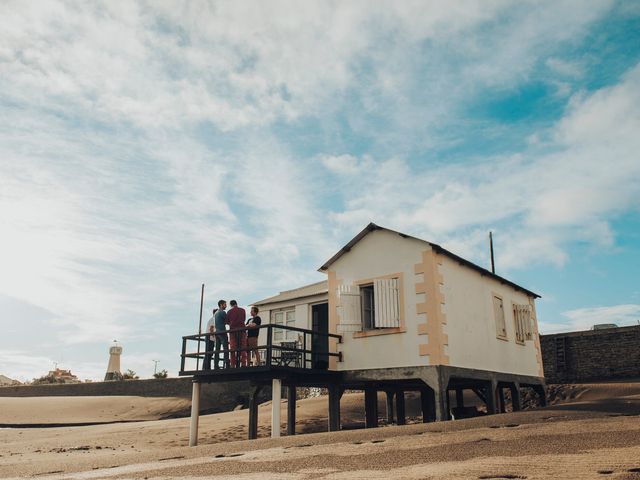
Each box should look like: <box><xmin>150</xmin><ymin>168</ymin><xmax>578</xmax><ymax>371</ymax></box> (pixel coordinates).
<box><xmin>539</xmin><ymin>304</ymin><xmax>640</xmax><ymax>333</ymax></box>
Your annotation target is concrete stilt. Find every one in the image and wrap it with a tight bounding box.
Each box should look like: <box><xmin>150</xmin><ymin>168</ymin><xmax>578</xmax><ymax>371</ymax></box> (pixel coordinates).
<box><xmin>328</xmin><ymin>386</ymin><xmax>342</xmax><ymax>432</ymax></box>
<box><xmin>271</xmin><ymin>378</ymin><xmax>281</xmax><ymax>438</ymax></box>
<box><xmin>420</xmin><ymin>387</ymin><xmax>435</xmax><ymax>423</ymax></box>
<box><xmin>385</xmin><ymin>391</ymin><xmax>394</xmax><ymax>424</ymax></box>
<box><xmin>287</xmin><ymin>386</ymin><xmax>296</xmax><ymax>436</ymax></box>
<box><xmin>533</xmin><ymin>384</ymin><xmax>547</xmax><ymax>407</ymax></box>
<box><xmin>510</xmin><ymin>382</ymin><xmax>521</xmax><ymax>412</ymax></box>
<box><xmin>485</xmin><ymin>380</ymin><xmax>498</xmax><ymax>415</ymax></box>
<box><xmin>497</xmin><ymin>385</ymin><xmax>506</xmax><ymax>413</ymax></box>
<box><xmin>189</xmin><ymin>381</ymin><xmax>201</xmax><ymax>447</ymax></box>
<box><xmin>364</xmin><ymin>388</ymin><xmax>378</xmax><ymax>428</ymax></box>
<box><xmin>248</xmin><ymin>385</ymin><xmax>262</xmax><ymax>440</ymax></box>
<box><xmin>433</xmin><ymin>387</ymin><xmax>448</xmax><ymax>421</ymax></box>
<box><xmin>395</xmin><ymin>390</ymin><xmax>406</xmax><ymax>426</ymax></box>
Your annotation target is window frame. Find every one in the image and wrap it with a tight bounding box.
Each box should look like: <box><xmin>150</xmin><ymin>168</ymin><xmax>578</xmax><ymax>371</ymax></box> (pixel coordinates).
<box><xmin>352</xmin><ymin>273</ymin><xmax>406</xmax><ymax>338</ymax></box>
<box><xmin>272</xmin><ymin>308</ymin><xmax>296</xmax><ymax>342</ymax></box>
<box><xmin>492</xmin><ymin>293</ymin><xmax>508</xmax><ymax>341</ymax></box>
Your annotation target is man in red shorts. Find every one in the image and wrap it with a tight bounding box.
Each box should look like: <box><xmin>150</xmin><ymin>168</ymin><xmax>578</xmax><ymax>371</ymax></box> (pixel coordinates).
<box><xmin>226</xmin><ymin>299</ymin><xmax>248</xmax><ymax>367</ymax></box>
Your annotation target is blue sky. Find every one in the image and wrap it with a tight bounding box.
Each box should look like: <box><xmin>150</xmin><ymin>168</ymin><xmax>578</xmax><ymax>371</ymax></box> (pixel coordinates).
<box><xmin>1</xmin><ymin>1</ymin><xmax>639</xmax><ymax>381</ymax></box>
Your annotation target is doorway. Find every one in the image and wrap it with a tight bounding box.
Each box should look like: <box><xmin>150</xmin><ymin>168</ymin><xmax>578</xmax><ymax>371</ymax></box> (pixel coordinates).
<box><xmin>311</xmin><ymin>303</ymin><xmax>329</xmax><ymax>370</ymax></box>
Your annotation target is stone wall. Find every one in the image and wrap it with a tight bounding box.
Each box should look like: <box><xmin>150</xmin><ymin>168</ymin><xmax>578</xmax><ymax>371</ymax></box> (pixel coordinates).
<box><xmin>541</xmin><ymin>325</ymin><xmax>640</xmax><ymax>383</ymax></box>
<box><xmin>0</xmin><ymin>377</ymin><xmax>268</xmax><ymax>414</ymax></box>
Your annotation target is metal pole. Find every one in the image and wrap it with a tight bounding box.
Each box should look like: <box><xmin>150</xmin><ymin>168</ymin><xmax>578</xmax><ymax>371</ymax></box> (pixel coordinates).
<box><xmin>196</xmin><ymin>283</ymin><xmax>205</xmax><ymax>371</ymax></box>
<box><xmin>189</xmin><ymin>381</ymin><xmax>201</xmax><ymax>447</ymax></box>
<box><xmin>489</xmin><ymin>231</ymin><xmax>496</xmax><ymax>274</ymax></box>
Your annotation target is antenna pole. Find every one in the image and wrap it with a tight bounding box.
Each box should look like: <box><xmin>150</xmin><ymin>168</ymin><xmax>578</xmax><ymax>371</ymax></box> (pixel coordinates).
<box><xmin>196</xmin><ymin>284</ymin><xmax>205</xmax><ymax>371</ymax></box>
<box><xmin>489</xmin><ymin>231</ymin><xmax>496</xmax><ymax>274</ymax></box>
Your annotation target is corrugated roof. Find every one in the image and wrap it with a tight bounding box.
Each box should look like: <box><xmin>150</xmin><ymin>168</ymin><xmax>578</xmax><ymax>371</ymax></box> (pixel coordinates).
<box><xmin>318</xmin><ymin>222</ymin><xmax>540</xmax><ymax>299</ymax></box>
<box><xmin>252</xmin><ymin>280</ymin><xmax>328</xmax><ymax>306</ymax></box>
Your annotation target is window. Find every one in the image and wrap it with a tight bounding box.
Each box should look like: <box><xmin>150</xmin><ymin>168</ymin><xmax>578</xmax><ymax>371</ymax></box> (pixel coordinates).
<box><xmin>337</xmin><ymin>278</ymin><xmax>400</xmax><ymax>332</ymax></box>
<box><xmin>361</xmin><ymin>284</ymin><xmax>375</xmax><ymax>330</ymax></box>
<box><xmin>493</xmin><ymin>295</ymin><xmax>507</xmax><ymax>339</ymax></box>
<box><xmin>513</xmin><ymin>304</ymin><xmax>533</xmax><ymax>343</ymax></box>
<box><xmin>273</xmin><ymin>309</ymin><xmax>296</xmax><ymax>341</ymax></box>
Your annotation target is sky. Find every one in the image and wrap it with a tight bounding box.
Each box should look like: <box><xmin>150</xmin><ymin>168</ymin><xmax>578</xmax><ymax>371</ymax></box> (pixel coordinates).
<box><xmin>1</xmin><ymin>1</ymin><xmax>639</xmax><ymax>382</ymax></box>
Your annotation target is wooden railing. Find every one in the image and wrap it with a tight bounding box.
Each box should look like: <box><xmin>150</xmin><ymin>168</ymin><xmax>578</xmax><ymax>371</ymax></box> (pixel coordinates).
<box><xmin>179</xmin><ymin>324</ymin><xmax>341</xmax><ymax>375</ymax></box>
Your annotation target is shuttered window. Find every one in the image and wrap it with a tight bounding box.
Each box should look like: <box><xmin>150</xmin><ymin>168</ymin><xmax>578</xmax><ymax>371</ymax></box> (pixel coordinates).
<box><xmin>513</xmin><ymin>304</ymin><xmax>533</xmax><ymax>343</ymax></box>
<box><xmin>337</xmin><ymin>284</ymin><xmax>362</xmax><ymax>332</ymax></box>
<box><xmin>337</xmin><ymin>278</ymin><xmax>401</xmax><ymax>332</ymax></box>
<box><xmin>373</xmin><ymin>278</ymin><xmax>400</xmax><ymax>328</ymax></box>
<box><xmin>493</xmin><ymin>295</ymin><xmax>507</xmax><ymax>339</ymax></box>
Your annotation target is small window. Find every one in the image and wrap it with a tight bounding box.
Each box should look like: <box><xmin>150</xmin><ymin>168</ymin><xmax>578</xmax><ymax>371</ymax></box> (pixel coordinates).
<box><xmin>493</xmin><ymin>295</ymin><xmax>507</xmax><ymax>339</ymax></box>
<box><xmin>273</xmin><ymin>309</ymin><xmax>296</xmax><ymax>342</ymax></box>
<box><xmin>513</xmin><ymin>304</ymin><xmax>533</xmax><ymax>343</ymax></box>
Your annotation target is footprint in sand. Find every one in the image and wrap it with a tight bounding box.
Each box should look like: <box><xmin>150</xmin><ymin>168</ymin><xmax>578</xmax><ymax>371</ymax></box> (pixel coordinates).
<box><xmin>478</xmin><ymin>475</ymin><xmax>526</xmax><ymax>479</ymax></box>
<box><xmin>597</xmin><ymin>470</ymin><xmax>614</xmax><ymax>475</ymax></box>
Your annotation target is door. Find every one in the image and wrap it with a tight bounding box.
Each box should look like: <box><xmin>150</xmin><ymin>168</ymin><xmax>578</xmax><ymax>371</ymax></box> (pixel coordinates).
<box><xmin>311</xmin><ymin>303</ymin><xmax>329</xmax><ymax>370</ymax></box>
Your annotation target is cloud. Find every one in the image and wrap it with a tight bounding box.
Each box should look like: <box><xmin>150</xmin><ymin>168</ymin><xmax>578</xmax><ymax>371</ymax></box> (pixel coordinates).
<box><xmin>0</xmin><ymin>1</ymin><xmax>635</xmax><ymax>381</ymax></box>
<box><xmin>538</xmin><ymin>304</ymin><xmax>640</xmax><ymax>333</ymax></box>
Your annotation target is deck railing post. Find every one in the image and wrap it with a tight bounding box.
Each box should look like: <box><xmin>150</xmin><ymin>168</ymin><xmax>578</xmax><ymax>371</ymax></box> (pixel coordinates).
<box><xmin>266</xmin><ymin>325</ymin><xmax>273</xmax><ymax>367</ymax></box>
<box><xmin>180</xmin><ymin>338</ymin><xmax>186</xmax><ymax>373</ymax></box>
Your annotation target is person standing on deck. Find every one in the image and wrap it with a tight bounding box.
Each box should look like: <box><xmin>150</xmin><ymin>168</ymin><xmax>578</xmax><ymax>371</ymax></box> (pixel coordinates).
<box><xmin>214</xmin><ymin>300</ymin><xmax>229</xmax><ymax>369</ymax></box>
<box><xmin>245</xmin><ymin>306</ymin><xmax>262</xmax><ymax>366</ymax></box>
<box><xmin>227</xmin><ymin>300</ymin><xmax>248</xmax><ymax>367</ymax></box>
<box><xmin>203</xmin><ymin>307</ymin><xmax>218</xmax><ymax>370</ymax></box>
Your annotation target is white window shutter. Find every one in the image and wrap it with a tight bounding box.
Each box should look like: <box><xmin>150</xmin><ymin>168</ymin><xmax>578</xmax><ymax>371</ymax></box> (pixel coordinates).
<box><xmin>337</xmin><ymin>284</ymin><xmax>362</xmax><ymax>332</ymax></box>
<box><xmin>514</xmin><ymin>304</ymin><xmax>533</xmax><ymax>341</ymax></box>
<box><xmin>374</xmin><ymin>278</ymin><xmax>400</xmax><ymax>328</ymax></box>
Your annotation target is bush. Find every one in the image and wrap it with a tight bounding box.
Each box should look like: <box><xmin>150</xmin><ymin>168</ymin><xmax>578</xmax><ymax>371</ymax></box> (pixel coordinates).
<box><xmin>122</xmin><ymin>369</ymin><xmax>139</xmax><ymax>380</ymax></box>
<box><xmin>153</xmin><ymin>369</ymin><xmax>168</xmax><ymax>379</ymax></box>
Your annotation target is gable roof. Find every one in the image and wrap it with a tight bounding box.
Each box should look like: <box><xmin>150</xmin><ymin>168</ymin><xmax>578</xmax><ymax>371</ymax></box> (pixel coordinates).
<box><xmin>252</xmin><ymin>280</ymin><xmax>328</xmax><ymax>307</ymax></box>
<box><xmin>319</xmin><ymin>223</ymin><xmax>540</xmax><ymax>299</ymax></box>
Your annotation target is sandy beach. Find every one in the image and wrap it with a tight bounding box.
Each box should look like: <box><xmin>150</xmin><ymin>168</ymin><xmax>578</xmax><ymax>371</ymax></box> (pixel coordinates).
<box><xmin>1</xmin><ymin>383</ymin><xmax>639</xmax><ymax>479</ymax></box>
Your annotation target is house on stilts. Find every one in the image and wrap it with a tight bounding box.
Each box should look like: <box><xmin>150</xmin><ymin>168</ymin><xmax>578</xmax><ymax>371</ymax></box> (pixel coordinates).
<box><xmin>180</xmin><ymin>223</ymin><xmax>546</xmax><ymax>445</ymax></box>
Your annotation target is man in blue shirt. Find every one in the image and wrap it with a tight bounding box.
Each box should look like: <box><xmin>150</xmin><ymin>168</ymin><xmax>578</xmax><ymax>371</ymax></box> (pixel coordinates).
<box><xmin>212</xmin><ymin>299</ymin><xmax>229</xmax><ymax>369</ymax></box>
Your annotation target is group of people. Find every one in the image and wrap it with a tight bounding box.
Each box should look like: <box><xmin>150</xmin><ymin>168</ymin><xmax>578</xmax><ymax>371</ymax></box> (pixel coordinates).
<box><xmin>202</xmin><ymin>299</ymin><xmax>262</xmax><ymax>370</ymax></box>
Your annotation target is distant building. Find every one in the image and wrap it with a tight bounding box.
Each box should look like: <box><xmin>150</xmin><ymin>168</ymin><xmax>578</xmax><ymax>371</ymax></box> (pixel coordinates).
<box><xmin>47</xmin><ymin>368</ymin><xmax>80</xmax><ymax>383</ymax></box>
<box><xmin>0</xmin><ymin>374</ymin><xmax>21</xmax><ymax>387</ymax></box>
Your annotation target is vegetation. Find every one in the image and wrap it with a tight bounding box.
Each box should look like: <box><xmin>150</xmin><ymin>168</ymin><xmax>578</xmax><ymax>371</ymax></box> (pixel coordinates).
<box><xmin>122</xmin><ymin>369</ymin><xmax>139</xmax><ymax>380</ymax></box>
<box><xmin>153</xmin><ymin>369</ymin><xmax>168</xmax><ymax>379</ymax></box>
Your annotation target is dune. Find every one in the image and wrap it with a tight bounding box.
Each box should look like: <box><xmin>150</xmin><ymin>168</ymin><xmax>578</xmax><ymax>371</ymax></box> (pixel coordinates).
<box><xmin>0</xmin><ymin>383</ymin><xmax>639</xmax><ymax>479</ymax></box>
<box><xmin>0</xmin><ymin>396</ymin><xmax>191</xmax><ymax>425</ymax></box>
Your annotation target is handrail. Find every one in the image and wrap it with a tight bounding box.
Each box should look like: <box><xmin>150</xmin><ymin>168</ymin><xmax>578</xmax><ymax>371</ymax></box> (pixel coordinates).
<box><xmin>182</xmin><ymin>323</ymin><xmax>341</xmax><ymax>340</ymax></box>
<box><xmin>179</xmin><ymin>322</ymin><xmax>342</xmax><ymax>374</ymax></box>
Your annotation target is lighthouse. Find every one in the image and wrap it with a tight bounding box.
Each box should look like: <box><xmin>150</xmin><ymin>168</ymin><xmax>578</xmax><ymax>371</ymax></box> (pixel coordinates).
<box><xmin>104</xmin><ymin>340</ymin><xmax>122</xmax><ymax>381</ymax></box>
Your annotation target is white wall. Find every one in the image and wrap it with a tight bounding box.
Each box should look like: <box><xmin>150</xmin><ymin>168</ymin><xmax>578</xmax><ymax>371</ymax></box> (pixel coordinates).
<box><xmin>330</xmin><ymin>229</ymin><xmax>428</xmax><ymax>371</ymax></box>
<box><xmin>439</xmin><ymin>255</ymin><xmax>542</xmax><ymax>377</ymax></box>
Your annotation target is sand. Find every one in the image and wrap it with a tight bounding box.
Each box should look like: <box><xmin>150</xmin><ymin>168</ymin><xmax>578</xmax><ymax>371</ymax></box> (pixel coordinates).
<box><xmin>0</xmin><ymin>383</ymin><xmax>639</xmax><ymax>479</ymax></box>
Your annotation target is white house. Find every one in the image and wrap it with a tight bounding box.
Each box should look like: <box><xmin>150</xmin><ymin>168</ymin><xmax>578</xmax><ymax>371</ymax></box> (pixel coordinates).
<box><xmin>253</xmin><ymin>223</ymin><xmax>545</xmax><ymax>422</ymax></box>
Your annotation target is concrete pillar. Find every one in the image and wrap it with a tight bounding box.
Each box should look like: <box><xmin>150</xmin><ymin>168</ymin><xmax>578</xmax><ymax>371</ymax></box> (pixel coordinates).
<box><xmin>287</xmin><ymin>386</ymin><xmax>296</xmax><ymax>436</ymax></box>
<box><xmin>485</xmin><ymin>380</ymin><xmax>497</xmax><ymax>415</ymax></box>
<box><xmin>420</xmin><ymin>387</ymin><xmax>435</xmax><ymax>423</ymax></box>
<box><xmin>433</xmin><ymin>386</ymin><xmax>448</xmax><ymax>421</ymax></box>
<box><xmin>189</xmin><ymin>381</ymin><xmax>201</xmax><ymax>447</ymax></box>
<box><xmin>271</xmin><ymin>378</ymin><xmax>281</xmax><ymax>438</ymax></box>
<box><xmin>364</xmin><ymin>387</ymin><xmax>378</xmax><ymax>428</ymax></box>
<box><xmin>497</xmin><ymin>385</ymin><xmax>506</xmax><ymax>413</ymax></box>
<box><xmin>455</xmin><ymin>388</ymin><xmax>464</xmax><ymax>409</ymax></box>
<box><xmin>328</xmin><ymin>386</ymin><xmax>342</xmax><ymax>432</ymax></box>
<box><xmin>533</xmin><ymin>384</ymin><xmax>547</xmax><ymax>407</ymax></box>
<box><xmin>395</xmin><ymin>390</ymin><xmax>406</xmax><ymax>426</ymax></box>
<box><xmin>385</xmin><ymin>391</ymin><xmax>394</xmax><ymax>424</ymax></box>
<box><xmin>510</xmin><ymin>382</ymin><xmax>521</xmax><ymax>412</ymax></box>
<box><xmin>248</xmin><ymin>385</ymin><xmax>262</xmax><ymax>440</ymax></box>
